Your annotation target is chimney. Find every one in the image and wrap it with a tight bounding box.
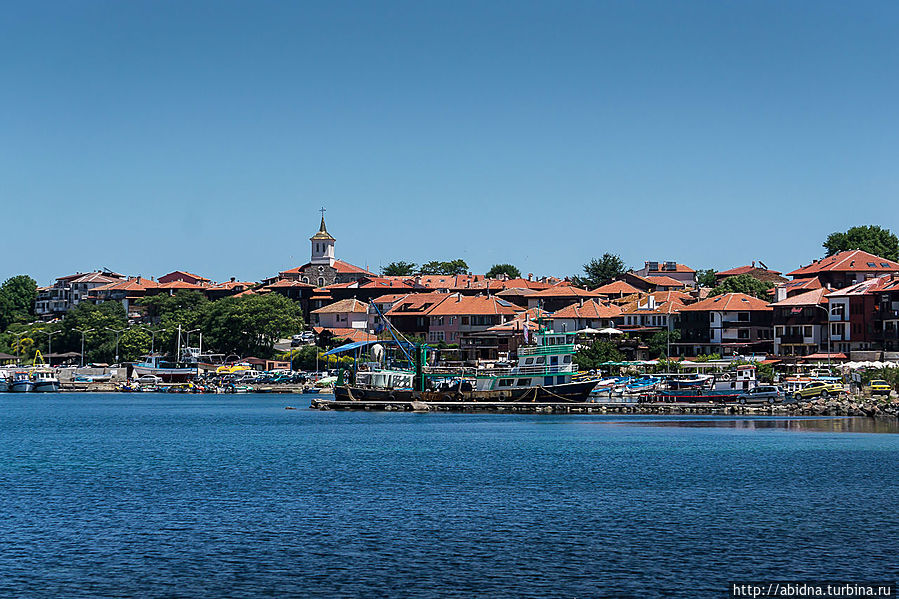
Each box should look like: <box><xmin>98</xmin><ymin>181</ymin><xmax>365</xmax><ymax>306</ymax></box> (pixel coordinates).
<box><xmin>136</xmin><ymin>276</ymin><xmax>141</xmax><ymax>284</ymax></box>
<box><xmin>528</xmin><ymin>273</ymin><xmax>533</xmax><ymax>281</ymax></box>
<box><xmin>775</xmin><ymin>286</ymin><xmax>787</xmax><ymax>302</ymax></box>
<box><xmin>579</xmin><ymin>298</ymin><xmax>584</xmax><ymax>307</ymax></box>
<box><xmin>231</xmin><ymin>277</ymin><xmax>236</xmax><ymax>282</ymax></box>
<box><xmin>752</xmin><ymin>261</ymin><xmax>756</xmax><ymax>268</ymax></box>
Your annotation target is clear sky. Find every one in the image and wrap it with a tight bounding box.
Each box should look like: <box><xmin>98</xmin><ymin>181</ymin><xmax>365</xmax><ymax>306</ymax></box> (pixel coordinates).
<box><xmin>2</xmin><ymin>1</ymin><xmax>897</xmax><ymax>285</ymax></box>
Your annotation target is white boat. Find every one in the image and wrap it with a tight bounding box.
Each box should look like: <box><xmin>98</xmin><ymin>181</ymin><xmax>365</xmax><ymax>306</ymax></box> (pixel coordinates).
<box><xmin>10</xmin><ymin>370</ymin><xmax>34</xmax><ymax>392</ymax></box>
<box><xmin>32</xmin><ymin>369</ymin><xmax>60</xmax><ymax>392</ymax></box>
<box><xmin>132</xmin><ymin>355</ymin><xmax>198</xmax><ymax>382</ymax></box>
<box><xmin>0</xmin><ymin>370</ymin><xmax>9</xmax><ymax>392</ymax></box>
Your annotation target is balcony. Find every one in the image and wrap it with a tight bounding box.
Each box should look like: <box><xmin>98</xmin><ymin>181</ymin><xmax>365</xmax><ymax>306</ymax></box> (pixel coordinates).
<box><xmin>778</xmin><ymin>334</ymin><xmax>809</xmax><ymax>345</ymax></box>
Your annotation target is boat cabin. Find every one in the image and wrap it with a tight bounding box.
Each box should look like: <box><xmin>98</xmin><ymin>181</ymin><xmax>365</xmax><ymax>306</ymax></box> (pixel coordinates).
<box><xmin>476</xmin><ymin>330</ymin><xmax>579</xmax><ymax>391</ymax></box>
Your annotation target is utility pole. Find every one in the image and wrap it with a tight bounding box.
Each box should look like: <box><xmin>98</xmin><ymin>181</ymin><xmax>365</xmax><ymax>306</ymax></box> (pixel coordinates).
<box><xmin>72</xmin><ymin>328</ymin><xmax>94</xmax><ymax>368</ymax></box>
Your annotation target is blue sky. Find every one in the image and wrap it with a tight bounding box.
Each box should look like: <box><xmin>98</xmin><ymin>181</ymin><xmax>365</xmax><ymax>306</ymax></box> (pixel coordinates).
<box><xmin>2</xmin><ymin>1</ymin><xmax>897</xmax><ymax>284</ymax></box>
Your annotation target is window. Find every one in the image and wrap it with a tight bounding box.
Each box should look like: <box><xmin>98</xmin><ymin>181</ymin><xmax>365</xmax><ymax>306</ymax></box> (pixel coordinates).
<box><xmin>775</xmin><ymin>326</ymin><xmax>784</xmax><ymax>337</ymax></box>
<box><xmin>710</xmin><ymin>313</ymin><xmax>715</xmax><ymax>323</ymax></box>
<box><xmin>738</xmin><ymin>329</ymin><xmax>749</xmax><ymax>339</ymax></box>
<box><xmin>517</xmin><ymin>379</ymin><xmax>530</xmax><ymax>386</ymax></box>
<box><xmin>550</xmin><ymin>356</ymin><xmax>559</xmax><ymax>365</ymax></box>
<box><xmin>557</xmin><ymin>376</ymin><xmax>566</xmax><ymax>385</ymax></box>
<box><xmin>738</xmin><ymin>312</ymin><xmax>749</xmax><ymax>322</ymax></box>
<box><xmin>318</xmin><ymin>278</ymin><xmax>324</xmax><ymax>286</ymax></box>
<box><xmin>499</xmin><ymin>379</ymin><xmax>514</xmax><ymax>387</ymax></box>
<box><xmin>536</xmin><ymin>357</ymin><xmax>545</xmax><ymax>365</ymax></box>
<box><xmin>544</xmin><ymin>376</ymin><xmax>554</xmax><ymax>386</ymax></box>
<box><xmin>831</xmin><ymin>303</ymin><xmax>845</xmax><ymax>318</ymax></box>
<box><xmin>803</xmin><ymin>326</ymin><xmax>812</xmax><ymax>337</ymax></box>
<box><xmin>525</xmin><ymin>357</ymin><xmax>534</xmax><ymax>365</ymax></box>
<box><xmin>563</xmin><ymin>355</ymin><xmax>572</xmax><ymax>363</ymax></box>
<box><xmin>461</xmin><ymin>317</ymin><xmax>469</xmax><ymax>325</ymax></box>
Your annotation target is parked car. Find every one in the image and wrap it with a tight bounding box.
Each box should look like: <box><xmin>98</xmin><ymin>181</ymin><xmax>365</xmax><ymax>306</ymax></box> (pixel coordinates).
<box><xmin>138</xmin><ymin>374</ymin><xmax>162</xmax><ymax>385</ymax></box>
<box><xmin>868</xmin><ymin>380</ymin><xmax>892</xmax><ymax>397</ymax></box>
<box><xmin>792</xmin><ymin>381</ymin><xmax>845</xmax><ymax>400</ymax></box>
<box><xmin>736</xmin><ymin>385</ymin><xmax>783</xmax><ymax>405</ymax></box>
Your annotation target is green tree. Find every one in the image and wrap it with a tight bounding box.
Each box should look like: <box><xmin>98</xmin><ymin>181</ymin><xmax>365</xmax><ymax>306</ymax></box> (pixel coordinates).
<box><xmin>696</xmin><ymin>269</ymin><xmax>717</xmax><ymax>288</ymax></box>
<box><xmin>199</xmin><ymin>293</ymin><xmax>303</xmax><ymax>357</ymax></box>
<box><xmin>486</xmin><ymin>263</ymin><xmax>521</xmax><ymax>279</ymax></box>
<box><xmin>647</xmin><ymin>329</ymin><xmax>681</xmax><ymax>359</ymax></box>
<box><xmin>420</xmin><ymin>259</ymin><xmax>469</xmax><ymax>275</ymax></box>
<box><xmin>382</xmin><ymin>261</ymin><xmax>417</xmax><ymax>276</ymax></box>
<box><xmin>138</xmin><ymin>291</ymin><xmax>209</xmax><ymax>355</ymax></box>
<box><xmin>0</xmin><ymin>275</ymin><xmax>37</xmax><ymax>331</ymax></box>
<box><xmin>571</xmin><ymin>253</ymin><xmax>627</xmax><ymax>289</ymax></box>
<box><xmin>823</xmin><ymin>225</ymin><xmax>899</xmax><ymax>261</ymax></box>
<box><xmin>57</xmin><ymin>301</ymin><xmax>128</xmax><ymax>363</ymax></box>
<box><xmin>119</xmin><ymin>327</ymin><xmax>152</xmax><ymax>362</ymax></box>
<box><xmin>573</xmin><ymin>340</ymin><xmax>624</xmax><ymax>371</ymax></box>
<box><xmin>710</xmin><ymin>274</ymin><xmax>774</xmax><ymax>300</ymax></box>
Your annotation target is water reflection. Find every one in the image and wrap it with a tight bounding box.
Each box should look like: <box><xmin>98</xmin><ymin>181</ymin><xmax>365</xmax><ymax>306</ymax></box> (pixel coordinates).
<box><xmin>621</xmin><ymin>417</ymin><xmax>899</xmax><ymax>434</ymax></box>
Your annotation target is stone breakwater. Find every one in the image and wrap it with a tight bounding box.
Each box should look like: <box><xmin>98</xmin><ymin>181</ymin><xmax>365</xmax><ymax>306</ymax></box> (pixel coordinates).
<box><xmin>311</xmin><ymin>395</ymin><xmax>899</xmax><ymax>418</ymax></box>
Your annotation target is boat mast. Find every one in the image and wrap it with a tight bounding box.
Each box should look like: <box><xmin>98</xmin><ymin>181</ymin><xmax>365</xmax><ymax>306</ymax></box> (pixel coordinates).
<box><xmin>176</xmin><ymin>324</ymin><xmax>181</xmax><ymax>364</ymax></box>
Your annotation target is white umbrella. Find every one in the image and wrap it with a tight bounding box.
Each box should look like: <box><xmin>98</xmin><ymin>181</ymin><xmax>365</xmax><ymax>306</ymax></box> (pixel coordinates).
<box><xmin>576</xmin><ymin>327</ymin><xmax>602</xmax><ymax>334</ymax></box>
<box><xmin>598</xmin><ymin>327</ymin><xmax>624</xmax><ymax>335</ymax></box>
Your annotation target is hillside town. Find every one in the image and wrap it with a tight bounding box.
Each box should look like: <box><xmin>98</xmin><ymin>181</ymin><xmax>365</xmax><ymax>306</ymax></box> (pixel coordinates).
<box><xmin>13</xmin><ymin>215</ymin><xmax>899</xmax><ymax>372</ymax></box>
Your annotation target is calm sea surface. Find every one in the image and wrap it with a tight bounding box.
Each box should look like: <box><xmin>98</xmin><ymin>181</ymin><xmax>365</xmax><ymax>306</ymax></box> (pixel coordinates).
<box><xmin>1</xmin><ymin>393</ymin><xmax>898</xmax><ymax>598</ymax></box>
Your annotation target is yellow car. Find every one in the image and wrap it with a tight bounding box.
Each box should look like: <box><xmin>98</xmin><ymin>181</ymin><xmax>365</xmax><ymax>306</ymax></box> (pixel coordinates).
<box><xmin>792</xmin><ymin>381</ymin><xmax>845</xmax><ymax>400</ymax></box>
<box><xmin>869</xmin><ymin>380</ymin><xmax>892</xmax><ymax>397</ymax></box>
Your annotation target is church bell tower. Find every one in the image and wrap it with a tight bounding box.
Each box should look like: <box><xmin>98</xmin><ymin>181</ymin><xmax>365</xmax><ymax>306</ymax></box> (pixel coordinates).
<box><xmin>310</xmin><ymin>209</ymin><xmax>336</xmax><ymax>266</ymax></box>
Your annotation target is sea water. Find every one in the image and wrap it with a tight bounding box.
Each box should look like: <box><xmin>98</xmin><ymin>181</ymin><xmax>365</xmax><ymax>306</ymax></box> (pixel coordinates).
<box><xmin>1</xmin><ymin>393</ymin><xmax>897</xmax><ymax>597</ymax></box>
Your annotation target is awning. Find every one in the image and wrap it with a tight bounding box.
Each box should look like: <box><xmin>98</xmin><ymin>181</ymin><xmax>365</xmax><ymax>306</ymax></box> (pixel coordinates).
<box><xmin>321</xmin><ymin>339</ymin><xmax>425</xmax><ymax>357</ymax></box>
<box><xmin>322</xmin><ymin>340</ymin><xmax>384</xmax><ymax>356</ymax></box>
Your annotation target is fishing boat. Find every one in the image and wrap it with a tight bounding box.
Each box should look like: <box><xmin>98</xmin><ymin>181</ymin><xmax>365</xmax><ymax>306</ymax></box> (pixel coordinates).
<box><xmin>0</xmin><ymin>370</ymin><xmax>9</xmax><ymax>393</ymax></box>
<box><xmin>625</xmin><ymin>376</ymin><xmax>661</xmax><ymax>393</ymax></box>
<box><xmin>666</xmin><ymin>374</ymin><xmax>714</xmax><ymax>390</ymax></box>
<box><xmin>132</xmin><ymin>355</ymin><xmax>198</xmax><ymax>382</ymax></box>
<box><xmin>334</xmin><ymin>330</ymin><xmax>597</xmax><ymax>403</ymax></box>
<box><xmin>10</xmin><ymin>370</ymin><xmax>34</xmax><ymax>392</ymax></box>
<box><xmin>31</xmin><ymin>369</ymin><xmax>60</xmax><ymax>392</ymax></box>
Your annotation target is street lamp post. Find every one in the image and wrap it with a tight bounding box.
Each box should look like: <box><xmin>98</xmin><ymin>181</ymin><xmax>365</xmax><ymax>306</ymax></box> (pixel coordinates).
<box><xmin>72</xmin><ymin>328</ymin><xmax>94</xmax><ymax>368</ymax></box>
<box><xmin>40</xmin><ymin>329</ymin><xmax>61</xmax><ymax>367</ymax></box>
<box><xmin>10</xmin><ymin>330</ymin><xmax>29</xmax><ymax>367</ymax></box>
<box><xmin>141</xmin><ymin>326</ymin><xmax>166</xmax><ymax>354</ymax></box>
<box><xmin>106</xmin><ymin>327</ymin><xmax>127</xmax><ymax>365</ymax></box>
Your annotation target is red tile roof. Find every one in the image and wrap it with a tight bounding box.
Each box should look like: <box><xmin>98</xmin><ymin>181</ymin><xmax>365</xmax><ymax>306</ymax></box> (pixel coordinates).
<box><xmin>824</xmin><ymin>275</ymin><xmax>896</xmax><ymax>297</ymax></box>
<box><xmin>530</xmin><ymin>285</ymin><xmax>603</xmax><ymax>299</ymax></box>
<box><xmin>427</xmin><ymin>294</ymin><xmax>522</xmax><ymax>317</ymax></box>
<box><xmin>770</xmin><ymin>288</ymin><xmax>830</xmax><ymax>307</ymax></box>
<box><xmin>280</xmin><ymin>259</ymin><xmax>373</xmax><ymax>276</ymax></box>
<box><xmin>678</xmin><ymin>293</ymin><xmax>772</xmax><ymax>312</ymax></box>
<box><xmin>592</xmin><ymin>280</ymin><xmax>642</xmax><ymax>295</ymax></box>
<box><xmin>158</xmin><ymin>270</ymin><xmax>211</xmax><ymax>283</ymax></box>
<box><xmin>158</xmin><ymin>280</ymin><xmax>207</xmax><ymax>290</ymax></box>
<box><xmin>643</xmin><ymin>275</ymin><xmax>688</xmax><ymax>288</ymax></box>
<box><xmin>642</xmin><ymin>262</ymin><xmax>695</xmax><ymax>273</ymax></box>
<box><xmin>265</xmin><ymin>279</ymin><xmax>316</xmax><ymax>289</ymax></box>
<box><xmin>787</xmin><ymin>250</ymin><xmax>899</xmax><ymax>277</ymax></box>
<box><xmin>551</xmin><ymin>299</ymin><xmax>622</xmax><ymax>319</ymax></box>
<box><xmin>311</xmin><ymin>298</ymin><xmax>369</xmax><ymax>314</ymax></box>
<box><xmin>312</xmin><ymin>327</ymin><xmax>377</xmax><ymax>342</ymax></box>
<box><xmin>717</xmin><ymin>265</ymin><xmax>782</xmax><ymax>276</ymax></box>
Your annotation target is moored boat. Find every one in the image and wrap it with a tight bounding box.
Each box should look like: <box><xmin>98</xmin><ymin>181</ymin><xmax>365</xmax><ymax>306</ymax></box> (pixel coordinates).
<box><xmin>334</xmin><ymin>330</ymin><xmax>597</xmax><ymax>404</ymax></box>
<box><xmin>32</xmin><ymin>369</ymin><xmax>60</xmax><ymax>392</ymax></box>
<box><xmin>10</xmin><ymin>371</ymin><xmax>34</xmax><ymax>392</ymax></box>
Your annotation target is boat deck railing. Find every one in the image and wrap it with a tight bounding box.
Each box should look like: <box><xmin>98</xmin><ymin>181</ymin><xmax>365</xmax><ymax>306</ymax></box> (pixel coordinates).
<box><xmin>518</xmin><ymin>344</ymin><xmax>576</xmax><ymax>356</ymax></box>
